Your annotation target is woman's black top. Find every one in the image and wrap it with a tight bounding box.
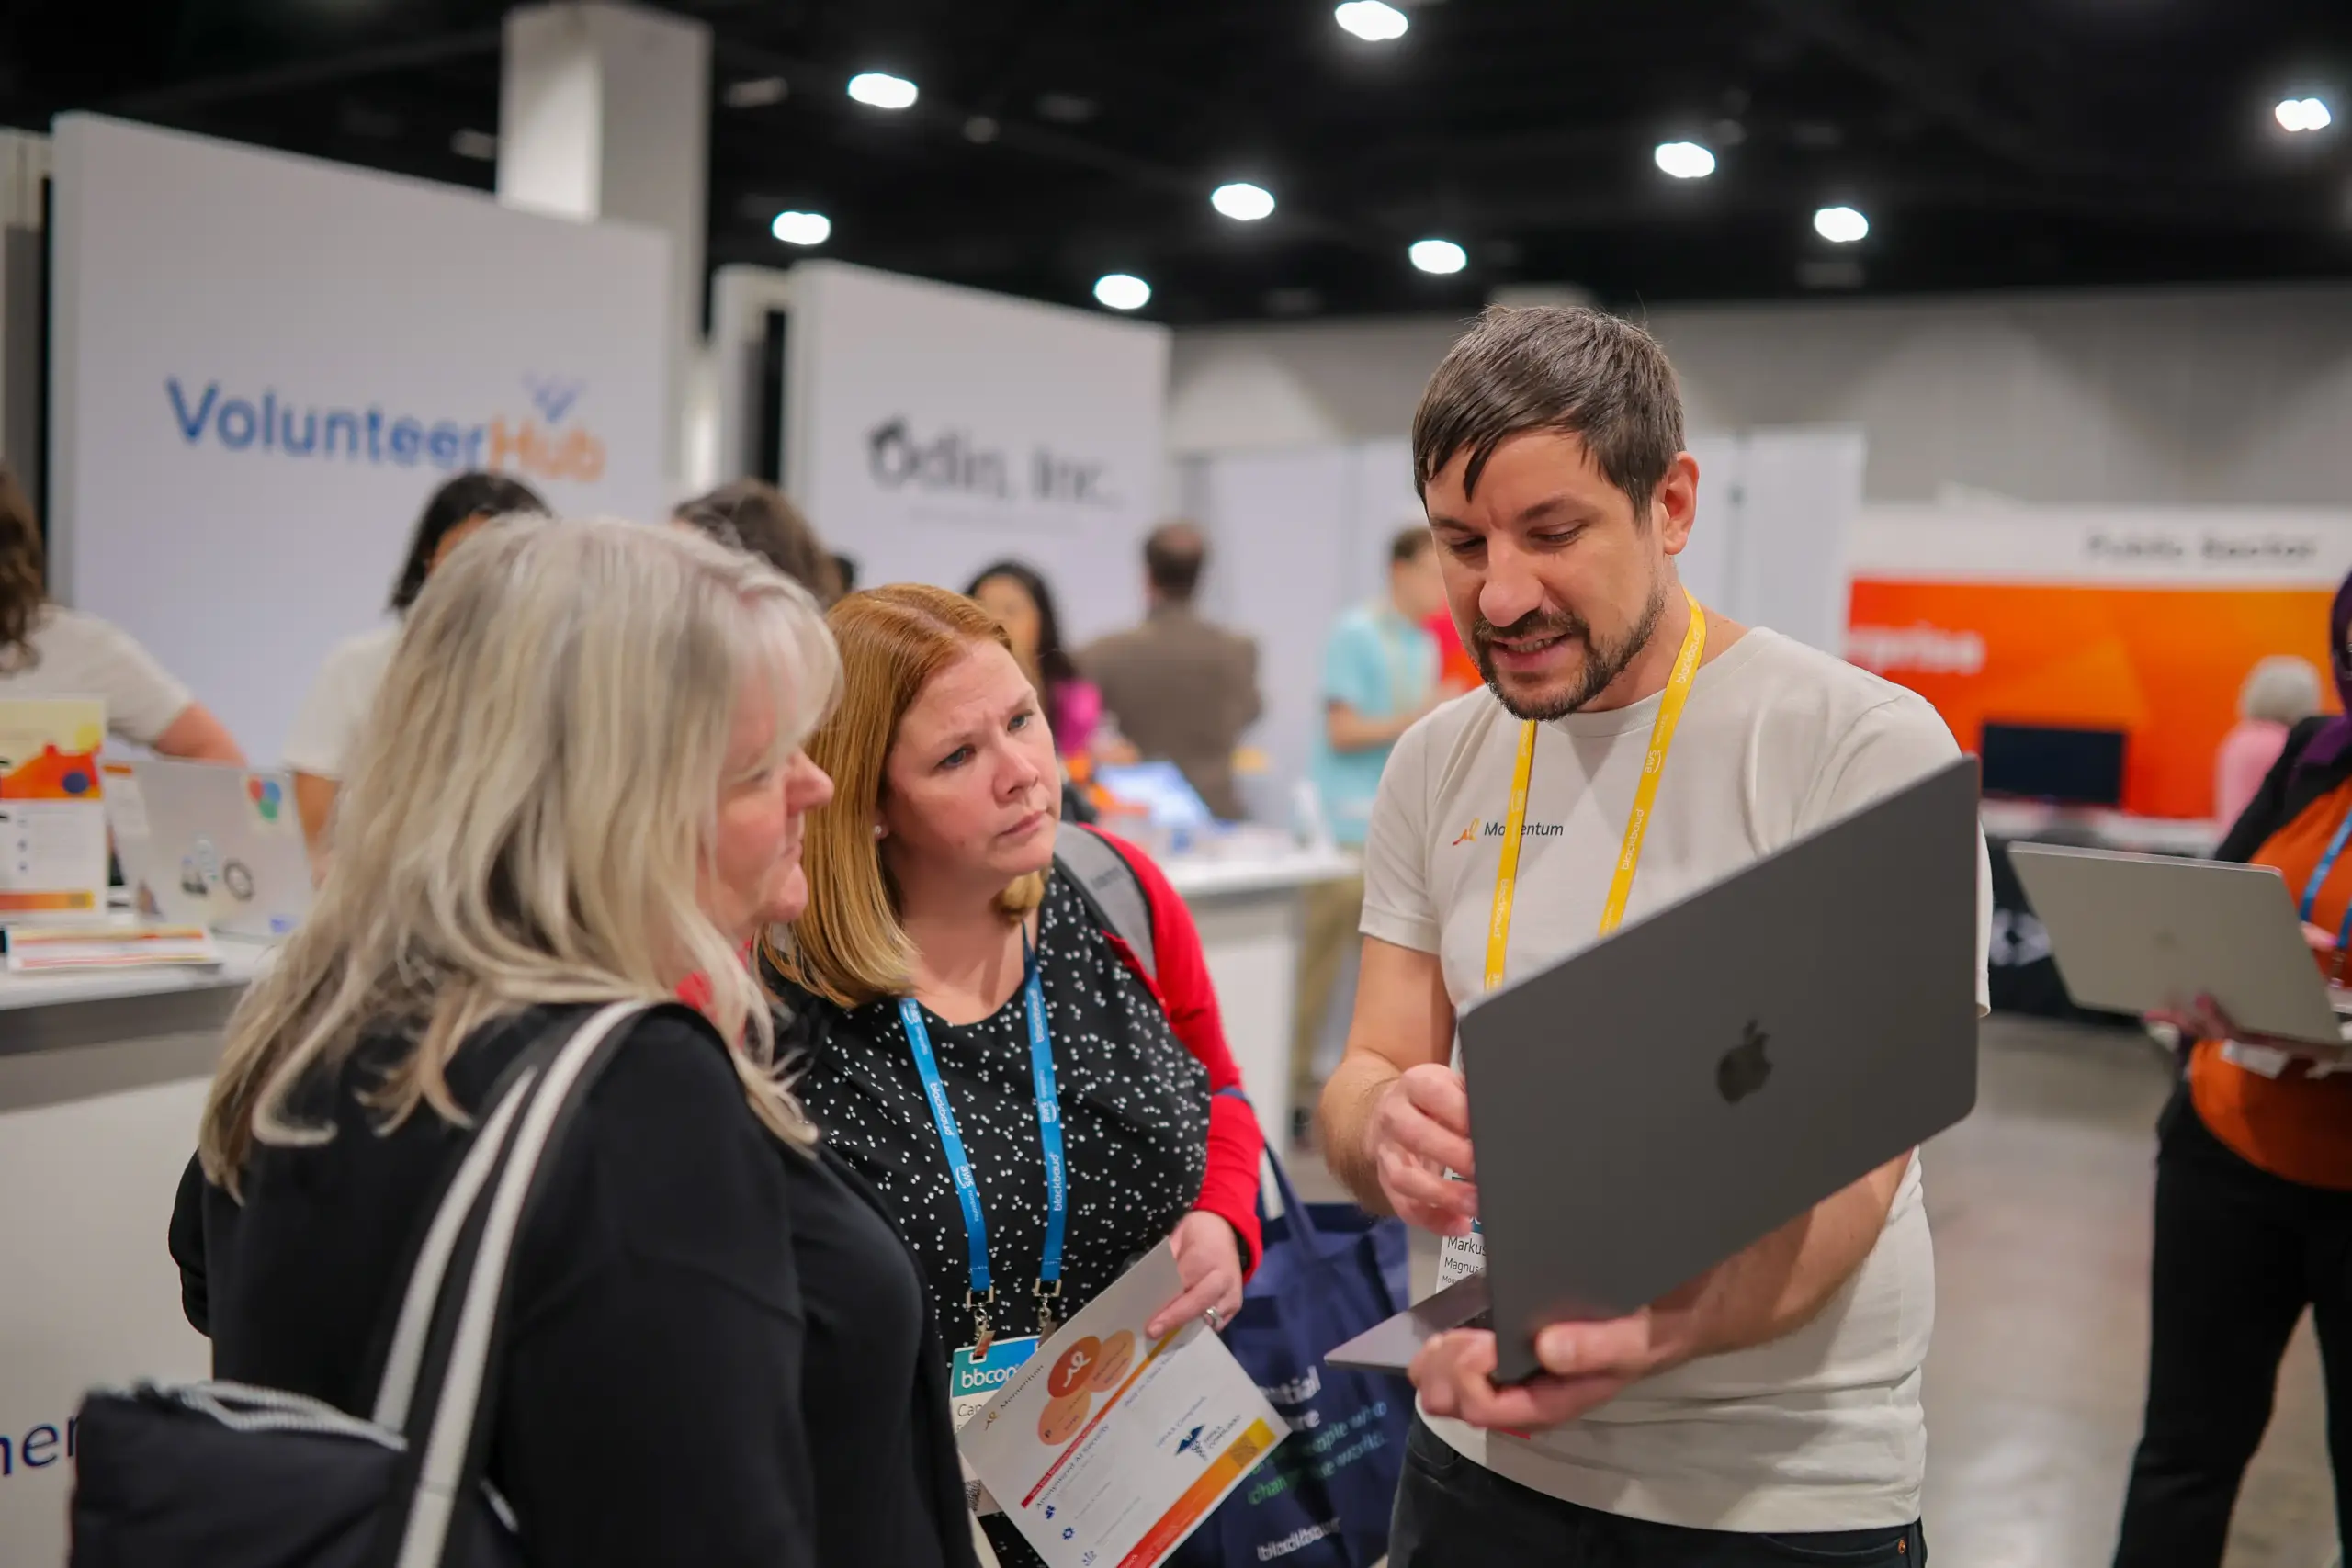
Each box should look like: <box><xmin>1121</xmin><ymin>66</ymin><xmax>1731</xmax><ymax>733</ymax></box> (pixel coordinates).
<box><xmin>779</xmin><ymin>870</ymin><xmax>1211</xmax><ymax>1352</ymax></box>
<box><xmin>169</xmin><ymin>1002</ymin><xmax>976</xmax><ymax>1568</ymax></box>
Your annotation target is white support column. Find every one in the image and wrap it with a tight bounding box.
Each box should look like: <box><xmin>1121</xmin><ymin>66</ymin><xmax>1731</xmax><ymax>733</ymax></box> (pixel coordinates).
<box><xmin>0</xmin><ymin>130</ymin><xmax>51</xmax><ymax>506</ymax></box>
<box><xmin>499</xmin><ymin>2</ymin><xmax>708</xmax><ymax>494</ymax></box>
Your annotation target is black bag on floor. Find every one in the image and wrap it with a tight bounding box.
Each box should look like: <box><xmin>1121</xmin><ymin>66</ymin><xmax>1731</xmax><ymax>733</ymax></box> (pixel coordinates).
<box><xmin>69</xmin><ymin>1001</ymin><xmax>650</xmax><ymax>1568</ymax></box>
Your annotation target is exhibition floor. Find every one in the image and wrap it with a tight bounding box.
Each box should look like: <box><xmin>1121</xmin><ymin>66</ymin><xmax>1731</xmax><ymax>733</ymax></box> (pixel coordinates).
<box><xmin>1291</xmin><ymin>1017</ymin><xmax>2340</xmax><ymax>1566</ymax></box>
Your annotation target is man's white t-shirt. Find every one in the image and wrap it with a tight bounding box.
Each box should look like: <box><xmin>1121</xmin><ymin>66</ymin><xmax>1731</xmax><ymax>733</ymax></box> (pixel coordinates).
<box><xmin>0</xmin><ymin>607</ymin><xmax>193</xmax><ymax>746</ymax></box>
<box><xmin>282</xmin><ymin>623</ymin><xmax>401</xmax><ymax>780</ymax></box>
<box><xmin>1361</xmin><ymin>626</ymin><xmax>1992</xmax><ymax>1533</ymax></box>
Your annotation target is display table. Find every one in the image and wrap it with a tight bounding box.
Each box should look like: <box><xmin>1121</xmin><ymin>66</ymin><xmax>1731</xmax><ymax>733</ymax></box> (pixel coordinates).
<box><xmin>0</xmin><ymin>841</ymin><xmax>1353</xmax><ymax>1561</ymax></box>
<box><xmin>1161</xmin><ymin>845</ymin><xmax>1359</xmax><ymax>1145</ymax></box>
<box><xmin>1977</xmin><ymin>800</ymin><xmax>2220</xmax><ymax>860</ymax></box>
<box><xmin>0</xmin><ymin>945</ymin><xmax>270</xmax><ymax>1563</ymax></box>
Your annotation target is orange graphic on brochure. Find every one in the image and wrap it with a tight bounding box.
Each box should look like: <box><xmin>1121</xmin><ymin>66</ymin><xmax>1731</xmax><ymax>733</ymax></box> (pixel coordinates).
<box><xmin>1114</xmin><ymin>1420</ymin><xmax>1281</xmax><ymax>1568</ymax></box>
<box><xmin>0</xmin><ymin>744</ymin><xmax>102</xmax><ymax>800</ymax></box>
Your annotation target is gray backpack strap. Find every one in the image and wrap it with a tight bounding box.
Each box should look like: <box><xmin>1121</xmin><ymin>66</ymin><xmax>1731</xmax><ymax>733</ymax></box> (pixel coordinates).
<box><xmin>1055</xmin><ymin>826</ymin><xmax>1156</xmax><ymax>984</ymax></box>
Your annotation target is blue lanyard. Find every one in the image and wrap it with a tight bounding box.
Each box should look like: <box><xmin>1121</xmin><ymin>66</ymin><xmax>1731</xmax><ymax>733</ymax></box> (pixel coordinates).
<box><xmin>2300</xmin><ymin>810</ymin><xmax>2352</xmax><ymax>953</ymax></box>
<box><xmin>899</xmin><ymin>939</ymin><xmax>1067</xmax><ymax>1342</ymax></box>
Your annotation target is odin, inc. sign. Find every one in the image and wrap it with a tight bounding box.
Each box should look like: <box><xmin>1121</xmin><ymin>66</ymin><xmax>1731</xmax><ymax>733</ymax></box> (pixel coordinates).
<box><xmin>865</xmin><ymin>417</ymin><xmax>1116</xmax><ymax>509</ymax></box>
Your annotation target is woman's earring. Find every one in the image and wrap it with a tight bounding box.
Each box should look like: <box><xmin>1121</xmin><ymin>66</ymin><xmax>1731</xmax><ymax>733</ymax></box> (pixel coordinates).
<box><xmin>873</xmin><ymin>823</ymin><xmax>888</xmax><ymax>840</ymax></box>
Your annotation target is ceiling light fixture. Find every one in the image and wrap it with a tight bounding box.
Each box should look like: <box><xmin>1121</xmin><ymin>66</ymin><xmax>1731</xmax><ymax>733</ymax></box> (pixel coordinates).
<box><xmin>1654</xmin><ymin>141</ymin><xmax>1717</xmax><ymax>180</ymax></box>
<box><xmin>1334</xmin><ymin>1</ymin><xmax>1409</xmax><ymax>42</ymax></box>
<box><xmin>772</xmin><ymin>210</ymin><xmax>832</xmax><ymax>246</ymax></box>
<box><xmin>1212</xmin><ymin>182</ymin><xmax>1276</xmax><ymax>221</ymax></box>
<box><xmin>1813</xmin><ymin>204</ymin><xmax>1870</xmax><ymax>243</ymax></box>
<box><xmin>2277</xmin><ymin>96</ymin><xmax>2334</xmax><ymax>133</ymax></box>
<box><xmin>847</xmin><ymin>72</ymin><xmax>919</xmax><ymax>110</ymax></box>
<box><xmin>1093</xmin><ymin>274</ymin><xmax>1151</xmax><ymax>310</ymax></box>
<box><xmin>1408</xmin><ymin>238</ymin><xmax>1467</xmax><ymax>275</ymax></box>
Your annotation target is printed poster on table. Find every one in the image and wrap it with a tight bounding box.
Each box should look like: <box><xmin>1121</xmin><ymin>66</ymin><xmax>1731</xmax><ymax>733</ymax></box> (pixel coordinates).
<box><xmin>960</xmin><ymin>1246</ymin><xmax>1286</xmax><ymax>1568</ymax></box>
<box><xmin>0</xmin><ymin>699</ymin><xmax>108</xmax><ymax>921</ymax></box>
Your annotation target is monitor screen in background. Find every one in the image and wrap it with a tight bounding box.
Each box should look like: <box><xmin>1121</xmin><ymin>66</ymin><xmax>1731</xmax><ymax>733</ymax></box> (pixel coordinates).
<box><xmin>1978</xmin><ymin>722</ymin><xmax>2128</xmax><ymax>808</ymax></box>
<box><xmin>1092</xmin><ymin>761</ymin><xmax>1216</xmax><ymax>829</ymax></box>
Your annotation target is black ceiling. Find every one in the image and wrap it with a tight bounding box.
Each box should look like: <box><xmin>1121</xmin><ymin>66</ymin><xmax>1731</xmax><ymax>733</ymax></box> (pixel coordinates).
<box><xmin>6</xmin><ymin>0</ymin><xmax>2352</xmax><ymax>324</ymax></box>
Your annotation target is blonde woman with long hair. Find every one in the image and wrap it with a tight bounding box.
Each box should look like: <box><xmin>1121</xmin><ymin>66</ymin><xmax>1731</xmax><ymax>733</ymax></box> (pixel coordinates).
<box><xmin>166</xmin><ymin>521</ymin><xmax>978</xmax><ymax>1568</ymax></box>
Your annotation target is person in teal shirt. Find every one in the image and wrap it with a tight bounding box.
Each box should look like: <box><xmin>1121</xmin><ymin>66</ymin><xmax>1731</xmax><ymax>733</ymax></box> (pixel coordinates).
<box><xmin>1311</xmin><ymin>527</ymin><xmax>1447</xmax><ymax>845</ymax></box>
<box><xmin>1293</xmin><ymin>528</ymin><xmax>1449</xmax><ymax>1138</ymax></box>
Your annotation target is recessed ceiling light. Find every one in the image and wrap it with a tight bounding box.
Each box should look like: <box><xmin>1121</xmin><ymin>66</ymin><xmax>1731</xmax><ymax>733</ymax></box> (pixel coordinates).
<box><xmin>1654</xmin><ymin>141</ymin><xmax>1717</xmax><ymax>180</ymax></box>
<box><xmin>2277</xmin><ymin>96</ymin><xmax>2334</xmax><ymax>133</ymax></box>
<box><xmin>1335</xmin><ymin>1</ymin><xmax>1409</xmax><ymax>42</ymax></box>
<box><xmin>1093</xmin><ymin>274</ymin><xmax>1151</xmax><ymax>310</ymax></box>
<box><xmin>1212</xmin><ymin>182</ymin><xmax>1276</xmax><ymax>221</ymax></box>
<box><xmin>772</xmin><ymin>210</ymin><xmax>832</xmax><ymax>246</ymax></box>
<box><xmin>722</xmin><ymin>77</ymin><xmax>789</xmax><ymax>110</ymax></box>
<box><xmin>1813</xmin><ymin>204</ymin><xmax>1870</xmax><ymax>243</ymax></box>
<box><xmin>963</xmin><ymin>116</ymin><xmax>1001</xmax><ymax>143</ymax></box>
<box><xmin>847</xmin><ymin>72</ymin><xmax>919</xmax><ymax>111</ymax></box>
<box><xmin>450</xmin><ymin>129</ymin><xmax>497</xmax><ymax>161</ymax></box>
<box><xmin>1408</xmin><ymin>238</ymin><xmax>1467</xmax><ymax>275</ymax></box>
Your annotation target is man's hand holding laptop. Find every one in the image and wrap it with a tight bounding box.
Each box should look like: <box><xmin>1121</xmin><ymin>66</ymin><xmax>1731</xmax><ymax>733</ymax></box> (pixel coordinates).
<box><xmin>1372</xmin><ymin>1060</ymin><xmax>1912</xmax><ymax>1434</ymax></box>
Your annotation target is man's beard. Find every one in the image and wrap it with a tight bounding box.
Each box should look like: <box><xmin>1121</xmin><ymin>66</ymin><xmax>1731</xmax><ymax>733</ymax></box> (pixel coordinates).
<box><xmin>1471</xmin><ymin>578</ymin><xmax>1668</xmax><ymax>722</ymax></box>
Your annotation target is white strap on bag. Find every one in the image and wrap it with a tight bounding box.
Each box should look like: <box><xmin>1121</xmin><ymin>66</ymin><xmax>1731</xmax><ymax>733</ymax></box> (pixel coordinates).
<box><xmin>370</xmin><ymin>1000</ymin><xmax>650</xmax><ymax>1568</ymax></box>
<box><xmin>369</xmin><ymin>1079</ymin><xmax>539</xmax><ymax>1431</ymax></box>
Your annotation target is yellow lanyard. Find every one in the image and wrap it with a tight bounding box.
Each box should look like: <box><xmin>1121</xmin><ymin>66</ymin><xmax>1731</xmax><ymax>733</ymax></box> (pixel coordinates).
<box><xmin>1482</xmin><ymin>588</ymin><xmax>1708</xmax><ymax>992</ymax></box>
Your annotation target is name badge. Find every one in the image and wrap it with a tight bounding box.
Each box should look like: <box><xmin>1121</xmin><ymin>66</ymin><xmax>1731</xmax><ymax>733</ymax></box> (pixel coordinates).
<box><xmin>952</xmin><ymin>1336</ymin><xmax>1040</xmax><ymax>1517</ymax></box>
<box><xmin>1435</xmin><ymin>1225</ymin><xmax>1486</xmax><ymax>1290</ymax></box>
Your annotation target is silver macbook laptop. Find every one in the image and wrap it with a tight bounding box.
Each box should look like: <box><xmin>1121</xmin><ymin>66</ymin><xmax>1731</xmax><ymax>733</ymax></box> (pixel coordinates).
<box><xmin>106</xmin><ymin>758</ymin><xmax>312</xmax><ymax>939</ymax></box>
<box><xmin>1329</xmin><ymin>756</ymin><xmax>1982</xmax><ymax>1385</ymax></box>
<box><xmin>2008</xmin><ymin>843</ymin><xmax>2346</xmax><ymax>1046</ymax></box>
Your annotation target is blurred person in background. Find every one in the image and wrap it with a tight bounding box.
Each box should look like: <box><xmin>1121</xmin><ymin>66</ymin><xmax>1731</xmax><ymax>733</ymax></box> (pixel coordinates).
<box><xmin>677</xmin><ymin>478</ymin><xmax>846</xmax><ymax>607</ymax></box>
<box><xmin>169</xmin><ymin>519</ymin><xmax>978</xmax><ymax>1567</ymax></box>
<box><xmin>1080</xmin><ymin>522</ymin><xmax>1261</xmax><ymax>820</ymax></box>
<box><xmin>2216</xmin><ymin>655</ymin><xmax>2323</xmax><ymax>830</ymax></box>
<box><xmin>285</xmin><ymin>471</ymin><xmax>546</xmax><ymax>857</ymax></box>
<box><xmin>769</xmin><ymin>584</ymin><xmax>1263</xmax><ymax>1567</ymax></box>
<box><xmin>1289</xmin><ymin>526</ymin><xmax>1449</xmax><ymax>1141</ymax></box>
<box><xmin>0</xmin><ymin>461</ymin><xmax>243</xmax><ymax>761</ymax></box>
<box><xmin>966</xmin><ymin>559</ymin><xmax>1105</xmax><ymax>759</ymax></box>
<box><xmin>2115</xmin><ymin>578</ymin><xmax>2352</xmax><ymax>1568</ymax></box>
<box><xmin>1429</xmin><ymin>604</ymin><xmax>1481</xmax><ymax>697</ymax></box>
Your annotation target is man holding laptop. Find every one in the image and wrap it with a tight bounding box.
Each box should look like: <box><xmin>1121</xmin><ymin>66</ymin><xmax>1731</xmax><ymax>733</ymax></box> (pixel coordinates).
<box><xmin>1318</xmin><ymin>305</ymin><xmax>1990</xmax><ymax>1565</ymax></box>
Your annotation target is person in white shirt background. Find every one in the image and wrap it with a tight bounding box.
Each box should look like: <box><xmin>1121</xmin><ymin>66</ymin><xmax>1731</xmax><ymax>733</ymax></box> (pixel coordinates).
<box><xmin>1318</xmin><ymin>305</ymin><xmax>1991</xmax><ymax>1567</ymax></box>
<box><xmin>0</xmin><ymin>462</ymin><xmax>243</xmax><ymax>762</ymax></box>
<box><xmin>284</xmin><ymin>471</ymin><xmax>547</xmax><ymax>857</ymax></box>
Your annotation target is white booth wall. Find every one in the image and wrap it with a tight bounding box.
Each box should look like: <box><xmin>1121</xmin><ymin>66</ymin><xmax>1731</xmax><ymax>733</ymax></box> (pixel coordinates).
<box><xmin>49</xmin><ymin>114</ymin><xmax>671</xmax><ymax>763</ymax></box>
<box><xmin>780</xmin><ymin>260</ymin><xmax>1171</xmax><ymax>646</ymax></box>
<box><xmin>1168</xmin><ymin>283</ymin><xmax>2352</xmax><ymax>509</ymax></box>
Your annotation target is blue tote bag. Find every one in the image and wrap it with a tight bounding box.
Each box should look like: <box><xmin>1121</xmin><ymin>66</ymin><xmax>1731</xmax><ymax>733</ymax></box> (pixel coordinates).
<box><xmin>1173</xmin><ymin>1150</ymin><xmax>1412</xmax><ymax>1568</ymax></box>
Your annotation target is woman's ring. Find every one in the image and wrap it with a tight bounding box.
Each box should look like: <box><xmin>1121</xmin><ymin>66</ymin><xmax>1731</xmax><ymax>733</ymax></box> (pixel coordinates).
<box><xmin>1204</xmin><ymin>1305</ymin><xmax>1224</xmax><ymax>1331</ymax></box>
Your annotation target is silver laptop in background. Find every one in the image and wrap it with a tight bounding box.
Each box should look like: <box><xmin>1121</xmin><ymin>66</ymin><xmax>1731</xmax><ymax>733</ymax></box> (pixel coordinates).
<box><xmin>2009</xmin><ymin>843</ymin><xmax>2345</xmax><ymax>1046</ymax></box>
<box><xmin>1329</xmin><ymin>757</ymin><xmax>1982</xmax><ymax>1386</ymax></box>
<box><xmin>107</xmin><ymin>758</ymin><xmax>312</xmax><ymax>940</ymax></box>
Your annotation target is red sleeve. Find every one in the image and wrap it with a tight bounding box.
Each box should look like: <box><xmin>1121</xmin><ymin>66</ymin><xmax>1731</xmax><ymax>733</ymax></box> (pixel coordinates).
<box><xmin>1092</xmin><ymin>829</ymin><xmax>1267</xmax><ymax>1274</ymax></box>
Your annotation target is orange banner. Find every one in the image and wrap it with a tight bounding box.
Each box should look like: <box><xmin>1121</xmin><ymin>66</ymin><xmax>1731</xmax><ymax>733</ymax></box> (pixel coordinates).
<box><xmin>1846</xmin><ymin>580</ymin><xmax>2335</xmax><ymax>820</ymax></box>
